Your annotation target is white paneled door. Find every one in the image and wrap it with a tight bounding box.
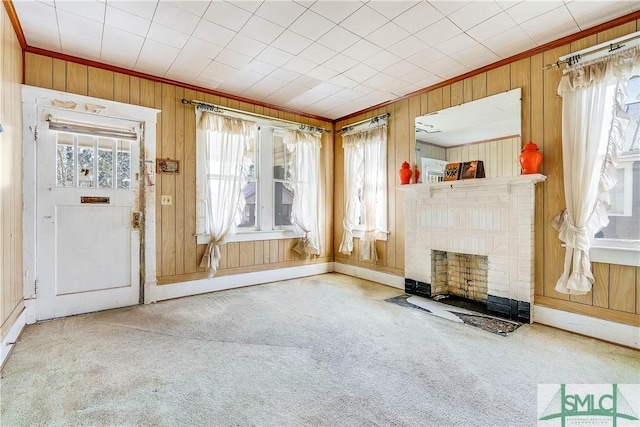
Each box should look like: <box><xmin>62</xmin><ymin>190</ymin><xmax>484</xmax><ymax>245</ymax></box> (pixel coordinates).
<box><xmin>35</xmin><ymin>108</ymin><xmax>142</xmax><ymax>321</ymax></box>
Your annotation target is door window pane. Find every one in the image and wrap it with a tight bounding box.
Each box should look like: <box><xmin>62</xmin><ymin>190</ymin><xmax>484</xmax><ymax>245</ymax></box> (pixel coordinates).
<box><xmin>117</xmin><ymin>140</ymin><xmax>131</xmax><ymax>189</ymax></box>
<box><xmin>56</xmin><ymin>133</ymin><xmax>74</xmax><ymax>187</ymax></box>
<box><xmin>98</xmin><ymin>138</ymin><xmax>114</xmax><ymax>189</ymax></box>
<box><xmin>77</xmin><ymin>135</ymin><xmax>94</xmax><ymax>188</ymax></box>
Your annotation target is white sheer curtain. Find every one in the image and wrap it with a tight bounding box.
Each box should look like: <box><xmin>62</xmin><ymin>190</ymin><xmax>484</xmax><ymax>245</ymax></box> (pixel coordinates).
<box><xmin>285</xmin><ymin>129</ymin><xmax>322</xmax><ymax>256</ymax></box>
<box><xmin>553</xmin><ymin>47</ymin><xmax>640</xmax><ymax>294</ymax></box>
<box><xmin>199</xmin><ymin>112</ymin><xmax>256</xmax><ymax>275</ymax></box>
<box><xmin>339</xmin><ymin>125</ymin><xmax>387</xmax><ymax>261</ymax></box>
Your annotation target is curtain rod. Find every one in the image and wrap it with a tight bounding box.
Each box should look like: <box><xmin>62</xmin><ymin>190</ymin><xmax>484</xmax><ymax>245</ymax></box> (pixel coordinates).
<box><xmin>338</xmin><ymin>113</ymin><xmax>390</xmax><ymax>133</ymax></box>
<box><xmin>544</xmin><ymin>31</ymin><xmax>640</xmax><ymax>70</ymax></box>
<box><xmin>181</xmin><ymin>99</ymin><xmax>331</xmax><ymax>134</ymax></box>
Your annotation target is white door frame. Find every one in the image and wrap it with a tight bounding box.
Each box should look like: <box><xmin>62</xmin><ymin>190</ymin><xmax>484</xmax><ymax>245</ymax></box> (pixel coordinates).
<box><xmin>22</xmin><ymin>85</ymin><xmax>160</xmax><ymax>322</ymax></box>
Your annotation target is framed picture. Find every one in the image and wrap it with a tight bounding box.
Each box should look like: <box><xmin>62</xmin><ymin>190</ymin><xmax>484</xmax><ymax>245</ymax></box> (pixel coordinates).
<box><xmin>460</xmin><ymin>160</ymin><xmax>485</xmax><ymax>179</ymax></box>
<box><xmin>444</xmin><ymin>162</ymin><xmax>461</xmax><ymax>181</ymax></box>
<box><xmin>157</xmin><ymin>158</ymin><xmax>180</xmax><ymax>174</ymax></box>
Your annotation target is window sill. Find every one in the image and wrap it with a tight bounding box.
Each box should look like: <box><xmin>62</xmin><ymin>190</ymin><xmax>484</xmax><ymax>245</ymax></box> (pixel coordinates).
<box><xmin>352</xmin><ymin>229</ymin><xmax>389</xmax><ymax>242</ymax></box>
<box><xmin>196</xmin><ymin>229</ymin><xmax>301</xmax><ymax>245</ymax></box>
<box><xmin>589</xmin><ymin>239</ymin><xmax>640</xmax><ymax>267</ymax></box>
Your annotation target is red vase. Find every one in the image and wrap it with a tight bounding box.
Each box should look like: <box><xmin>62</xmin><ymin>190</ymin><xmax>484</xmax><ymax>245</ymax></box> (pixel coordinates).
<box><xmin>399</xmin><ymin>161</ymin><xmax>412</xmax><ymax>185</ymax></box>
<box><xmin>414</xmin><ymin>164</ymin><xmax>421</xmax><ymax>183</ymax></box>
<box><xmin>519</xmin><ymin>141</ymin><xmax>543</xmax><ymax>174</ymax></box>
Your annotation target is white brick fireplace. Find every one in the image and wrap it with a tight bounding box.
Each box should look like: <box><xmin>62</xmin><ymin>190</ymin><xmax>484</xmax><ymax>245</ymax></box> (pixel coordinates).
<box><xmin>400</xmin><ymin>174</ymin><xmax>546</xmax><ymax>323</ymax></box>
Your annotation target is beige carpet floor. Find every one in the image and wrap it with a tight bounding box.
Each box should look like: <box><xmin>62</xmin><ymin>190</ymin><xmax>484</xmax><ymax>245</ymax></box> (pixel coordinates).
<box><xmin>1</xmin><ymin>273</ymin><xmax>638</xmax><ymax>426</ymax></box>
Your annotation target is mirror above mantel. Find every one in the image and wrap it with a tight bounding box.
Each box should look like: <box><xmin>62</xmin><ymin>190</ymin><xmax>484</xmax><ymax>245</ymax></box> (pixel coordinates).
<box><xmin>415</xmin><ymin>88</ymin><xmax>522</xmax><ymax>182</ymax></box>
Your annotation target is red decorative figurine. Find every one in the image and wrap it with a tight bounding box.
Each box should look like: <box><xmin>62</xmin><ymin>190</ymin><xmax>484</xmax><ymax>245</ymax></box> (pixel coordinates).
<box><xmin>413</xmin><ymin>164</ymin><xmax>421</xmax><ymax>184</ymax></box>
<box><xmin>399</xmin><ymin>161</ymin><xmax>412</xmax><ymax>185</ymax></box>
<box><xmin>519</xmin><ymin>141</ymin><xmax>543</xmax><ymax>174</ymax></box>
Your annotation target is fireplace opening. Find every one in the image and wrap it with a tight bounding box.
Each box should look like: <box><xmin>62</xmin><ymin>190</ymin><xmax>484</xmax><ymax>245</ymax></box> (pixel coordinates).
<box><xmin>432</xmin><ymin>250</ymin><xmax>488</xmax><ymax>301</ymax></box>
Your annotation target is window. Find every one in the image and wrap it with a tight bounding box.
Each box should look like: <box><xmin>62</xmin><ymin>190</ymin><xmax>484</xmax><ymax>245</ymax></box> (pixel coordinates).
<box><xmin>592</xmin><ymin>75</ymin><xmax>640</xmax><ymax>266</ymax></box>
<box><xmin>196</xmin><ymin>118</ymin><xmax>299</xmax><ymax>244</ymax></box>
<box><xmin>339</xmin><ymin>121</ymin><xmax>388</xmax><ymax>261</ymax></box>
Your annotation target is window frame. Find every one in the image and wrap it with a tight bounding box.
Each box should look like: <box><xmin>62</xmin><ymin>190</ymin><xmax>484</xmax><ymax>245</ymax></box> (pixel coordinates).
<box><xmin>195</xmin><ymin>115</ymin><xmax>301</xmax><ymax>245</ymax></box>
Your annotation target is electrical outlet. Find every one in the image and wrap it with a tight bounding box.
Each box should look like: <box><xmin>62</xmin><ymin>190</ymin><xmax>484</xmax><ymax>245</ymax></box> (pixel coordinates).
<box><xmin>161</xmin><ymin>195</ymin><xmax>172</xmax><ymax>205</ymax></box>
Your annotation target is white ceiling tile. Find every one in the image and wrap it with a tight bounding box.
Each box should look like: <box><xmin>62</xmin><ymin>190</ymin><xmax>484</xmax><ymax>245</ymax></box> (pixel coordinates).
<box><xmin>298</xmin><ymin>43</ymin><xmax>338</xmax><ymax>65</ymax></box>
<box><xmin>310</xmin><ymin>1</ymin><xmax>363</xmax><ymax>24</ymax></box>
<box><xmin>316</xmin><ymin>26</ymin><xmax>361</xmax><ymax>52</ymax></box>
<box><xmin>388</xmin><ymin>36</ymin><xmax>429</xmax><ymax>60</ymax></box>
<box><xmin>255</xmin><ymin>46</ymin><xmax>295</xmax><ymax>67</ymax></box>
<box><xmin>495</xmin><ymin>1</ymin><xmax>524</xmax><ymax>11</ymax></box>
<box><xmin>243</xmin><ymin>60</ymin><xmax>278</xmax><ymax>76</ymax></box>
<box><xmin>342</xmin><ymin>63</ymin><xmax>378</xmax><ymax>83</ymax></box>
<box><xmin>134</xmin><ymin>39</ymin><xmax>180</xmax><ymax>76</ymax></box>
<box><xmin>467</xmin><ymin>12</ymin><xmax>517</xmax><ymax>42</ymax></box>
<box><xmin>147</xmin><ymin>22</ymin><xmax>189</xmax><ymax>49</ymax></box>
<box><xmin>293</xmin><ymin>74</ymin><xmax>323</xmax><ymax>89</ymax></box>
<box><xmin>101</xmin><ymin>27</ymin><xmax>143</xmax><ymax>68</ymax></box>
<box><xmin>481</xmin><ymin>25</ymin><xmax>535</xmax><ymax>58</ymax></box>
<box><xmin>363</xmin><ymin>50</ymin><xmax>402</xmax><ymax>71</ymax></box>
<box><xmin>289</xmin><ymin>10</ymin><xmax>335</xmax><ymax>41</ymax></box>
<box><xmin>436</xmin><ymin>33</ymin><xmax>478</xmax><ymax>55</ymax></box>
<box><xmin>59</xmin><ymin>29</ymin><xmax>102</xmax><ymax>61</ymax></box>
<box><xmin>406</xmin><ymin>46</ymin><xmax>446</xmax><ymax>68</ymax></box>
<box><xmin>323</xmin><ymin>54</ymin><xmax>358</xmax><ymax>73</ymax></box>
<box><xmin>215</xmin><ymin>49</ymin><xmax>252</xmax><ymax>69</ymax></box>
<box><xmin>55</xmin><ymin>1</ymin><xmax>105</xmax><ymax>23</ymax></box>
<box><xmin>13</xmin><ymin>0</ymin><xmax>57</xmax><ymax>24</ymax></box>
<box><xmin>306</xmin><ymin>65</ymin><xmax>339</xmax><ymax>81</ymax></box>
<box><xmin>393</xmin><ymin>2</ymin><xmax>444</xmax><ymax>34</ymax></box>
<box><xmin>152</xmin><ymin>2</ymin><xmax>200</xmax><ymax>35</ymax></box>
<box><xmin>333</xmin><ymin>87</ymin><xmax>366</xmax><ymax>101</ymax></box>
<box><xmin>423</xmin><ymin>56</ymin><xmax>470</xmax><ymax>80</ymax></box>
<box><xmin>401</xmin><ymin>67</ymin><xmax>436</xmax><ymax>85</ymax></box>
<box><xmin>229</xmin><ymin>1</ymin><xmax>263</xmax><ymax>14</ymax></box>
<box><xmin>328</xmin><ymin>73</ymin><xmax>359</xmax><ymax>88</ymax></box>
<box><xmin>226</xmin><ymin>34</ymin><xmax>267</xmax><ymax>58</ymax></box>
<box><xmin>266</xmin><ymin>84</ymin><xmax>306</xmax><ymax>104</ymax></box>
<box><xmin>519</xmin><ymin>6</ymin><xmax>579</xmax><ymax>45</ymax></box>
<box><xmin>306</xmin><ymin>95</ymin><xmax>350</xmax><ymax>115</ymax></box>
<box><xmin>450</xmin><ymin>44</ymin><xmax>500</xmax><ymax>69</ymax></box>
<box><xmin>361</xmin><ymin>71</ymin><xmax>398</xmax><ymax>89</ymax></box>
<box><xmin>168</xmin><ymin>1</ymin><xmax>210</xmax><ymax>16</ymax></box>
<box><xmin>282</xmin><ymin>56</ymin><xmax>317</xmax><ymax>74</ymax></box>
<box><xmin>218</xmin><ymin>69</ymin><xmax>265</xmax><ymax>93</ymax></box>
<box><xmin>106</xmin><ymin>0</ymin><xmax>157</xmax><ymax>20</ymax></box>
<box><xmin>447</xmin><ymin>1</ymin><xmax>503</xmax><ymax>31</ymax></box>
<box><xmin>193</xmin><ymin>19</ymin><xmax>236</xmax><ymax>47</ymax></box>
<box><xmin>342</xmin><ymin>39</ymin><xmax>382</xmax><ymax>62</ymax></box>
<box><xmin>287</xmin><ymin>90</ymin><xmax>330</xmax><ymax>109</ymax></box>
<box><xmin>383</xmin><ymin>60</ymin><xmax>419</xmax><ymax>79</ymax></box>
<box><xmin>197</xmin><ymin>61</ymin><xmax>237</xmax><ymax>86</ymax></box>
<box><xmin>339</xmin><ymin>5</ymin><xmax>388</xmax><ymax>38</ymax></box>
<box><xmin>20</xmin><ymin>20</ymin><xmax>61</xmax><ymax>51</ymax></box>
<box><xmin>505</xmin><ymin>1</ymin><xmax>564</xmax><ymax>24</ymax></box>
<box><xmin>385</xmin><ymin>78</ymin><xmax>419</xmax><ymax>96</ymax></box>
<box><xmin>412</xmin><ymin>73</ymin><xmax>441</xmax><ymax>90</ymax></box>
<box><xmin>429</xmin><ymin>1</ymin><xmax>470</xmax><ymax>16</ymax></box>
<box><xmin>271</xmin><ymin>30</ymin><xmax>313</xmax><ymax>55</ymax></box>
<box><xmin>240</xmin><ymin>15</ymin><xmax>285</xmax><ymax>45</ymax></box>
<box><xmin>415</xmin><ymin>18</ymin><xmax>463</xmax><ymax>47</ymax></box>
<box><xmin>242</xmin><ymin>76</ymin><xmax>289</xmax><ymax>100</ymax></box>
<box><xmin>255</xmin><ymin>1</ymin><xmax>307</xmax><ymax>27</ymax></box>
<box><xmin>56</xmin><ymin>9</ymin><xmax>104</xmax><ymax>40</ymax></box>
<box><xmin>367</xmin><ymin>1</ymin><xmax>420</xmax><ymax>20</ymax></box>
<box><xmin>633</xmin><ymin>1</ymin><xmax>640</xmax><ymax>12</ymax></box>
<box><xmin>566</xmin><ymin>1</ymin><xmax>633</xmax><ymax>30</ymax></box>
<box><xmin>367</xmin><ymin>22</ymin><xmax>411</xmax><ymax>50</ymax></box>
<box><xmin>202</xmin><ymin>2</ymin><xmax>252</xmax><ymax>32</ymax></box>
<box><xmin>165</xmin><ymin>52</ymin><xmax>212</xmax><ymax>82</ymax></box>
<box><xmin>269</xmin><ymin>68</ymin><xmax>302</xmax><ymax>82</ymax></box>
<box><xmin>104</xmin><ymin>6</ymin><xmax>151</xmax><ymax>38</ymax></box>
<box><xmin>312</xmin><ymin>82</ymin><xmax>345</xmax><ymax>95</ymax></box>
<box><xmin>182</xmin><ymin>37</ymin><xmax>224</xmax><ymax>61</ymax></box>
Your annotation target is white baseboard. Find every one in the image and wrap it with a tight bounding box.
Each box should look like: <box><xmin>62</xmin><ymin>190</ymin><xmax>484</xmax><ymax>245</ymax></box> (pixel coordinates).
<box><xmin>533</xmin><ymin>305</ymin><xmax>640</xmax><ymax>349</ymax></box>
<box><xmin>1</xmin><ymin>309</ymin><xmax>26</xmax><ymax>370</ymax></box>
<box><xmin>151</xmin><ymin>262</ymin><xmax>334</xmax><ymax>302</ymax></box>
<box><xmin>333</xmin><ymin>262</ymin><xmax>405</xmax><ymax>290</ymax></box>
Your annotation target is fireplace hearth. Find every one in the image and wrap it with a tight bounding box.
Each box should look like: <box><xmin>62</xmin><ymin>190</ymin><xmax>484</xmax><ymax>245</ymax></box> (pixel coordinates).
<box><xmin>400</xmin><ymin>174</ymin><xmax>546</xmax><ymax>323</ymax></box>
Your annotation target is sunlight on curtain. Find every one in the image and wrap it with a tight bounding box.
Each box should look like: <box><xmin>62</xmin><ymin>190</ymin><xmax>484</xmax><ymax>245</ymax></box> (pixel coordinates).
<box><xmin>339</xmin><ymin>125</ymin><xmax>387</xmax><ymax>262</ymax></box>
<box><xmin>285</xmin><ymin>130</ymin><xmax>322</xmax><ymax>257</ymax></box>
<box><xmin>553</xmin><ymin>46</ymin><xmax>640</xmax><ymax>294</ymax></box>
<box><xmin>198</xmin><ymin>112</ymin><xmax>257</xmax><ymax>275</ymax></box>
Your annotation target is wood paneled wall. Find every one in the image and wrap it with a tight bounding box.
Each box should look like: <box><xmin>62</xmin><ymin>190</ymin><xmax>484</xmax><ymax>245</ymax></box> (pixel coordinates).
<box><xmin>24</xmin><ymin>52</ymin><xmax>334</xmax><ymax>286</ymax></box>
<box><xmin>0</xmin><ymin>4</ymin><xmax>24</xmax><ymax>339</ymax></box>
<box><xmin>334</xmin><ymin>21</ymin><xmax>640</xmax><ymax>327</ymax></box>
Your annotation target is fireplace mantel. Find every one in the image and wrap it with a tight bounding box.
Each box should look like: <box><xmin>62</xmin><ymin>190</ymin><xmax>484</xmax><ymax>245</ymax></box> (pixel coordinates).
<box><xmin>401</xmin><ymin>173</ymin><xmax>546</xmax><ymax>323</ymax></box>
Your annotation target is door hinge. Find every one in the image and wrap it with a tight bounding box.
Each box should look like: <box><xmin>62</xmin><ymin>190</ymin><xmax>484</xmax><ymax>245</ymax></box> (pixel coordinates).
<box><xmin>34</xmin><ymin>279</ymin><xmax>38</xmax><ymax>296</ymax></box>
